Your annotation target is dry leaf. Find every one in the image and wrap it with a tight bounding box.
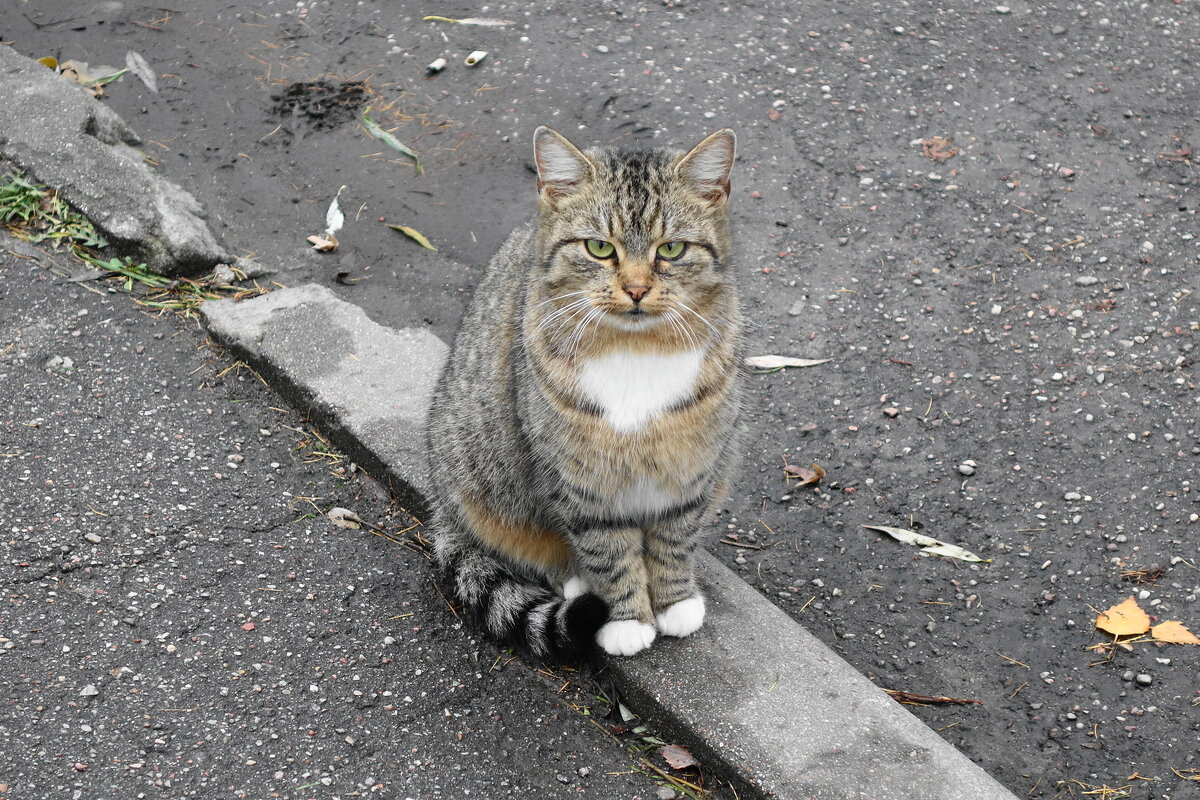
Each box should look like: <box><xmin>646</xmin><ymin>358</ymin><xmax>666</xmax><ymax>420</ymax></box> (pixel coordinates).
<box><xmin>125</xmin><ymin>50</ymin><xmax>158</xmax><ymax>92</ymax></box>
<box><xmin>659</xmin><ymin>744</ymin><xmax>699</xmax><ymax>771</ymax></box>
<box><xmin>784</xmin><ymin>462</ymin><xmax>825</xmax><ymax>487</ymax></box>
<box><xmin>307</xmin><ymin>233</ymin><xmax>339</xmax><ymax>252</ymax></box>
<box><xmin>862</xmin><ymin>525</ymin><xmax>991</xmax><ymax>563</ymax></box>
<box><xmin>884</xmin><ymin>689</ymin><xmax>983</xmax><ymax>706</ymax></box>
<box><xmin>1094</xmin><ymin>596</ymin><xmax>1151</xmax><ymax>637</ymax></box>
<box><xmin>422</xmin><ymin>15</ymin><xmax>515</xmax><ymax>26</ymax></box>
<box><xmin>362</xmin><ymin>110</ymin><xmax>423</xmax><ymax>174</ymax></box>
<box><xmin>745</xmin><ymin>355</ymin><xmax>831</xmax><ymax>371</ymax></box>
<box><xmin>324</xmin><ymin>192</ymin><xmax>345</xmax><ymax>236</ymax></box>
<box><xmin>920</xmin><ymin>136</ymin><xmax>958</xmax><ymax>162</ymax></box>
<box><xmin>1150</xmin><ymin>620</ymin><xmax>1200</xmax><ymax>645</ymax></box>
<box><xmin>387</xmin><ymin>223</ymin><xmax>437</xmax><ymax>251</ymax></box>
<box><xmin>327</xmin><ymin>507</ymin><xmax>363</xmax><ymax>530</ymax></box>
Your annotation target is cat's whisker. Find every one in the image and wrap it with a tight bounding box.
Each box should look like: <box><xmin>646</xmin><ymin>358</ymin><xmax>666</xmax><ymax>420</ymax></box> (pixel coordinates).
<box><xmin>537</xmin><ymin>297</ymin><xmax>593</xmax><ymax>333</ymax></box>
<box><xmin>566</xmin><ymin>307</ymin><xmax>603</xmax><ymax>360</ymax></box>
<box><xmin>667</xmin><ymin>309</ymin><xmax>701</xmax><ymax>351</ymax></box>
<box><xmin>535</xmin><ymin>290</ymin><xmax>591</xmax><ymax>308</ymax></box>
<box><xmin>672</xmin><ymin>298</ymin><xmax>722</xmax><ymax>340</ymax></box>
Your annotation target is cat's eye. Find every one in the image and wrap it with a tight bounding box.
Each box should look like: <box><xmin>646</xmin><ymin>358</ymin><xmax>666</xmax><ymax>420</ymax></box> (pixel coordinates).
<box><xmin>656</xmin><ymin>241</ymin><xmax>686</xmax><ymax>260</ymax></box>
<box><xmin>585</xmin><ymin>239</ymin><xmax>616</xmax><ymax>259</ymax></box>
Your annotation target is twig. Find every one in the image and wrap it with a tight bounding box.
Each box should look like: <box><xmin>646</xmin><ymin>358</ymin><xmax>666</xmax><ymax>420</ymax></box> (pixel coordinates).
<box><xmin>996</xmin><ymin>652</ymin><xmax>1029</xmax><ymax>669</ymax></box>
<box><xmin>718</xmin><ymin>539</ymin><xmax>762</xmax><ymax>550</ymax></box>
<box><xmin>884</xmin><ymin>689</ymin><xmax>983</xmax><ymax>706</ymax></box>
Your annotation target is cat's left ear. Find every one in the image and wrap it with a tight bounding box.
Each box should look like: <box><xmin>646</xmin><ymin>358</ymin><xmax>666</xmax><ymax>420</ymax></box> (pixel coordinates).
<box><xmin>676</xmin><ymin>129</ymin><xmax>736</xmax><ymax>203</ymax></box>
<box><xmin>534</xmin><ymin>126</ymin><xmax>593</xmax><ymax>203</ymax></box>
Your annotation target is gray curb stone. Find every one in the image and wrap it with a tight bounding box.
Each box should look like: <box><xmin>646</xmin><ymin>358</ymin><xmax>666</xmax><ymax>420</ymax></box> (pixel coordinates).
<box><xmin>202</xmin><ymin>285</ymin><xmax>446</xmax><ymax>511</ymax></box>
<box><xmin>201</xmin><ymin>284</ymin><xmax>1019</xmax><ymax>800</ymax></box>
<box><xmin>0</xmin><ymin>45</ymin><xmax>231</xmax><ymax>276</ymax></box>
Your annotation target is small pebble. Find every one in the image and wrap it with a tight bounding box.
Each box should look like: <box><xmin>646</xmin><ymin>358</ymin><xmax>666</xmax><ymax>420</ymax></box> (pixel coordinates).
<box><xmin>1051</xmin><ymin>24</ymin><xmax>1068</xmax><ymax>35</ymax></box>
<box><xmin>80</xmin><ymin>684</ymin><xmax>99</xmax><ymax>696</ymax></box>
<box><xmin>657</xmin><ymin>788</ymin><xmax>678</xmax><ymax>800</ymax></box>
<box><xmin>1122</xmin><ymin>670</ymin><xmax>1134</xmax><ymax>681</ymax></box>
<box><xmin>1136</xmin><ymin>674</ymin><xmax>1152</xmax><ymax>686</ymax></box>
<box><xmin>1075</xmin><ymin>276</ymin><xmax>1100</xmax><ymax>286</ymax></box>
<box><xmin>1063</xmin><ymin>491</ymin><xmax>1082</xmax><ymax>501</ymax></box>
<box><xmin>84</xmin><ymin>532</ymin><xmax>102</xmax><ymax>544</ymax></box>
<box><xmin>957</xmin><ymin>462</ymin><xmax>976</xmax><ymax>476</ymax></box>
<box><xmin>883</xmin><ymin>407</ymin><xmax>900</xmax><ymax>418</ymax></box>
<box><xmin>594</xmin><ymin>45</ymin><xmax>609</xmax><ymax>54</ymax></box>
<box><xmin>994</xmin><ymin>5</ymin><xmax>1011</xmax><ymax>13</ymax></box>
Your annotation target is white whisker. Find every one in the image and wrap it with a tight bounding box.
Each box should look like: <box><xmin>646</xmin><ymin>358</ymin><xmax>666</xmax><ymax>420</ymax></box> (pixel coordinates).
<box><xmin>667</xmin><ymin>309</ymin><xmax>701</xmax><ymax>351</ymax></box>
<box><xmin>535</xmin><ymin>290</ymin><xmax>590</xmax><ymax>307</ymax></box>
<box><xmin>566</xmin><ymin>307</ymin><xmax>603</xmax><ymax>360</ymax></box>
<box><xmin>673</xmin><ymin>298</ymin><xmax>722</xmax><ymax>339</ymax></box>
<box><xmin>537</xmin><ymin>297</ymin><xmax>593</xmax><ymax>333</ymax></box>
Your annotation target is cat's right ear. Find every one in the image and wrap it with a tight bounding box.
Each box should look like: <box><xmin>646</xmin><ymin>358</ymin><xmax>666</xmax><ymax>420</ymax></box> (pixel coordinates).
<box><xmin>534</xmin><ymin>126</ymin><xmax>592</xmax><ymax>203</ymax></box>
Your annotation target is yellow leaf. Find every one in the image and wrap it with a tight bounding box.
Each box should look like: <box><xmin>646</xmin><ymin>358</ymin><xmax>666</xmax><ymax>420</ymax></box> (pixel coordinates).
<box><xmin>1151</xmin><ymin>620</ymin><xmax>1200</xmax><ymax>645</ymax></box>
<box><xmin>37</xmin><ymin>56</ymin><xmax>59</xmax><ymax>70</ymax></box>
<box><xmin>386</xmin><ymin>224</ymin><xmax>437</xmax><ymax>251</ymax></box>
<box><xmin>1095</xmin><ymin>596</ymin><xmax>1151</xmax><ymax>637</ymax></box>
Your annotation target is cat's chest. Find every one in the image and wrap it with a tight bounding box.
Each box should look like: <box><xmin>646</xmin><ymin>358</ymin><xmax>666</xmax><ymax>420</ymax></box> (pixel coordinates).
<box><xmin>575</xmin><ymin>348</ymin><xmax>706</xmax><ymax>434</ymax></box>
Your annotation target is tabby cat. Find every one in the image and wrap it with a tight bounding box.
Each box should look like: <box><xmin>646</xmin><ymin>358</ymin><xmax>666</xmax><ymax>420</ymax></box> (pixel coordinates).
<box><xmin>426</xmin><ymin>127</ymin><xmax>743</xmax><ymax>658</ymax></box>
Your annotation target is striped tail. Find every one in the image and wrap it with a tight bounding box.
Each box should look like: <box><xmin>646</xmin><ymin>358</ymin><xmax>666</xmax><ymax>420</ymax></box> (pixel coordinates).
<box><xmin>441</xmin><ymin>543</ymin><xmax>609</xmax><ymax>660</ymax></box>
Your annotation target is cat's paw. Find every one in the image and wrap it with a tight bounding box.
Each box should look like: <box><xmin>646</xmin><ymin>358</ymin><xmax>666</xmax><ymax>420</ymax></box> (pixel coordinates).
<box><xmin>656</xmin><ymin>594</ymin><xmax>706</xmax><ymax>638</ymax></box>
<box><xmin>596</xmin><ymin>619</ymin><xmax>657</xmax><ymax>656</ymax></box>
<box><xmin>562</xmin><ymin>576</ymin><xmax>589</xmax><ymax>600</ymax></box>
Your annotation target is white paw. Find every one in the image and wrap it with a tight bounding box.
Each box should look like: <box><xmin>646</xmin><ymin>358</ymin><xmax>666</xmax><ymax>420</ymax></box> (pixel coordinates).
<box><xmin>596</xmin><ymin>619</ymin><xmax>657</xmax><ymax>656</ymax></box>
<box><xmin>656</xmin><ymin>595</ymin><xmax>706</xmax><ymax>638</ymax></box>
<box><xmin>562</xmin><ymin>576</ymin><xmax>589</xmax><ymax>600</ymax></box>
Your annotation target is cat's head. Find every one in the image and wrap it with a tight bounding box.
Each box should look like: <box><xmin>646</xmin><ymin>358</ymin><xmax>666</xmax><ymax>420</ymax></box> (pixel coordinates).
<box><xmin>531</xmin><ymin>127</ymin><xmax>736</xmax><ymax>337</ymax></box>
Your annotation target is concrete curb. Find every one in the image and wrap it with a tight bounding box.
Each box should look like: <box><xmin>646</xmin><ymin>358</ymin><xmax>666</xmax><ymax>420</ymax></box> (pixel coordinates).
<box><xmin>0</xmin><ymin>45</ymin><xmax>231</xmax><ymax>275</ymax></box>
<box><xmin>202</xmin><ymin>285</ymin><xmax>1019</xmax><ymax>800</ymax></box>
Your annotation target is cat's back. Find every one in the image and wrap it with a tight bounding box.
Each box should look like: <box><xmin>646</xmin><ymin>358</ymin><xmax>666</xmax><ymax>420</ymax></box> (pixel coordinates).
<box><xmin>427</xmin><ymin>223</ymin><xmax>535</xmax><ymax>500</ymax></box>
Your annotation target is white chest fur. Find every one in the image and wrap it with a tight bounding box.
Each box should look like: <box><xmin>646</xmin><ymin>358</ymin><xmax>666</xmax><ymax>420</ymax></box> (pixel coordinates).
<box><xmin>576</xmin><ymin>348</ymin><xmax>705</xmax><ymax>434</ymax></box>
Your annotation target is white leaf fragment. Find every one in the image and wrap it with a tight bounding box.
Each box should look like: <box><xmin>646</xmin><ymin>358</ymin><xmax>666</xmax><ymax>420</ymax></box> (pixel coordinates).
<box><xmin>744</xmin><ymin>355</ymin><xmax>832</xmax><ymax>370</ymax></box>
<box><xmin>327</xmin><ymin>507</ymin><xmax>363</xmax><ymax>529</ymax></box>
<box><xmin>325</xmin><ymin>192</ymin><xmax>345</xmax><ymax>236</ymax></box>
<box><xmin>862</xmin><ymin>525</ymin><xmax>991</xmax><ymax>563</ymax></box>
<box><xmin>124</xmin><ymin>50</ymin><xmax>158</xmax><ymax>92</ymax></box>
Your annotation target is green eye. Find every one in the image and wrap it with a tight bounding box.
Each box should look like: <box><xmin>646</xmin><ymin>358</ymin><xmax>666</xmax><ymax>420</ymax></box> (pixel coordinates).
<box><xmin>657</xmin><ymin>241</ymin><xmax>686</xmax><ymax>259</ymax></box>
<box><xmin>585</xmin><ymin>239</ymin><xmax>616</xmax><ymax>259</ymax></box>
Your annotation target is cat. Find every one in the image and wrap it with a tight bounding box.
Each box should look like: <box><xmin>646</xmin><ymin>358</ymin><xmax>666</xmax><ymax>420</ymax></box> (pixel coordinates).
<box><xmin>426</xmin><ymin>126</ymin><xmax>743</xmax><ymax>658</ymax></box>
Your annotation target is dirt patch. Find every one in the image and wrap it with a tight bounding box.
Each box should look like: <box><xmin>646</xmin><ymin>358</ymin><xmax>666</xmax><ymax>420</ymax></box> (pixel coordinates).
<box><xmin>271</xmin><ymin>80</ymin><xmax>367</xmax><ymax>131</ymax></box>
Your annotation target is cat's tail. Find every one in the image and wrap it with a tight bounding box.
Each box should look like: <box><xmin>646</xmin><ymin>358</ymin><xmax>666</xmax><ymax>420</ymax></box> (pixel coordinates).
<box><xmin>437</xmin><ymin>536</ymin><xmax>609</xmax><ymax>660</ymax></box>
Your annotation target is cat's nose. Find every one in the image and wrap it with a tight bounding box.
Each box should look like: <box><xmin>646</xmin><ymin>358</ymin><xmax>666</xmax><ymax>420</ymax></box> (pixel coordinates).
<box><xmin>624</xmin><ymin>285</ymin><xmax>649</xmax><ymax>302</ymax></box>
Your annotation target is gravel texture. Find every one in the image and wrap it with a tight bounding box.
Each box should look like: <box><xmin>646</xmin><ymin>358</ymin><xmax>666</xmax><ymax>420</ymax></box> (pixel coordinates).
<box><xmin>7</xmin><ymin>0</ymin><xmax>1200</xmax><ymax>795</ymax></box>
<box><xmin>0</xmin><ymin>248</ymin><xmax>658</xmax><ymax>799</ymax></box>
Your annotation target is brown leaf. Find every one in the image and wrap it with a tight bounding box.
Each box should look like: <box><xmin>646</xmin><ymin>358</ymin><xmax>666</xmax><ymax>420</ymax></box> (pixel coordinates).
<box><xmin>659</xmin><ymin>744</ymin><xmax>699</xmax><ymax>771</ymax></box>
<box><xmin>1150</xmin><ymin>620</ymin><xmax>1200</xmax><ymax>645</ymax></box>
<box><xmin>784</xmin><ymin>462</ymin><xmax>825</xmax><ymax>487</ymax></box>
<box><xmin>307</xmin><ymin>233</ymin><xmax>339</xmax><ymax>252</ymax></box>
<box><xmin>920</xmin><ymin>136</ymin><xmax>958</xmax><ymax>162</ymax></box>
<box><xmin>1095</xmin><ymin>596</ymin><xmax>1151</xmax><ymax>637</ymax></box>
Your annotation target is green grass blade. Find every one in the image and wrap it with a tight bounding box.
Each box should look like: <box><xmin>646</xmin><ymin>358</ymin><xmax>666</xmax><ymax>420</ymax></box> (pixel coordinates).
<box><xmin>362</xmin><ymin>110</ymin><xmax>423</xmax><ymax>174</ymax></box>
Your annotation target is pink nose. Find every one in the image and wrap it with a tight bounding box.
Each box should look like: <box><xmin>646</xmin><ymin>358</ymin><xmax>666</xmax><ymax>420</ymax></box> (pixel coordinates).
<box><xmin>624</xmin><ymin>285</ymin><xmax>649</xmax><ymax>302</ymax></box>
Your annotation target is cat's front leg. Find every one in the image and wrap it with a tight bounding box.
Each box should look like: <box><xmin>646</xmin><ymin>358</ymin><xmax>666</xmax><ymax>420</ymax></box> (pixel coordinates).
<box><xmin>645</xmin><ymin>518</ymin><xmax>706</xmax><ymax>639</ymax></box>
<box><xmin>569</xmin><ymin>526</ymin><xmax>656</xmax><ymax>656</ymax></box>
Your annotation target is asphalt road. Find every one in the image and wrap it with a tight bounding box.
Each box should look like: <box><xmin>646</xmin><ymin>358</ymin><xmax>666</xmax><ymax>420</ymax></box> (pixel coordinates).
<box><xmin>6</xmin><ymin>0</ymin><xmax>1200</xmax><ymax>796</ymax></box>
<box><xmin>0</xmin><ymin>245</ymin><xmax>662</xmax><ymax>799</ymax></box>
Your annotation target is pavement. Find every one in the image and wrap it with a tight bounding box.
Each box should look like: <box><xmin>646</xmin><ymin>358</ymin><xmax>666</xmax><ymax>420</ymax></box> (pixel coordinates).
<box><xmin>201</xmin><ymin>283</ymin><xmax>1018</xmax><ymax>799</ymax></box>
<box><xmin>4</xmin><ymin>0</ymin><xmax>1199</xmax><ymax>797</ymax></box>
<box><xmin>0</xmin><ymin>244</ymin><xmax>662</xmax><ymax>799</ymax></box>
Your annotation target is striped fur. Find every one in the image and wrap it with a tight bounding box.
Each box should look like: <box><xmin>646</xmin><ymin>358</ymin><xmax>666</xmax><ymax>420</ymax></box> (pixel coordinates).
<box><xmin>427</xmin><ymin>128</ymin><xmax>743</xmax><ymax>659</ymax></box>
